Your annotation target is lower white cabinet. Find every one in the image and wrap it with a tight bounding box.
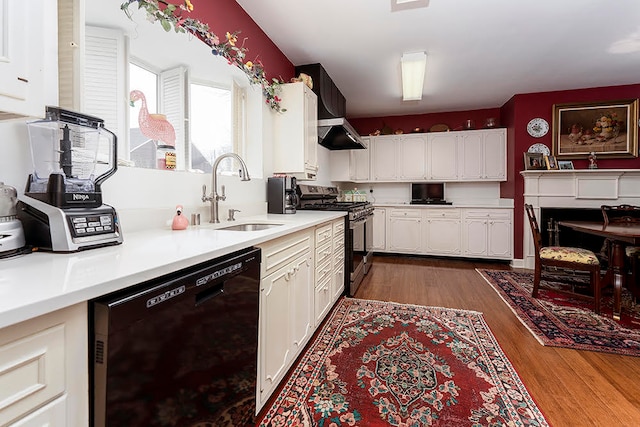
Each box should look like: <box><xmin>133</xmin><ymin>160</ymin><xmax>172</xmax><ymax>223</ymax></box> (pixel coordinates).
<box><xmin>257</xmin><ymin>230</ymin><xmax>313</xmax><ymax>409</ymax></box>
<box><xmin>462</xmin><ymin>209</ymin><xmax>513</xmax><ymax>259</ymax></box>
<box><xmin>424</xmin><ymin>209</ymin><xmax>461</xmax><ymax>255</ymax></box>
<box><xmin>387</xmin><ymin>209</ymin><xmax>422</xmax><ymax>253</ymax></box>
<box><xmin>0</xmin><ymin>303</ymin><xmax>87</xmax><ymax>426</ymax></box>
<box><xmin>375</xmin><ymin>206</ymin><xmax>513</xmax><ymax>261</ymax></box>
<box><xmin>257</xmin><ymin>219</ymin><xmax>345</xmax><ymax>410</ymax></box>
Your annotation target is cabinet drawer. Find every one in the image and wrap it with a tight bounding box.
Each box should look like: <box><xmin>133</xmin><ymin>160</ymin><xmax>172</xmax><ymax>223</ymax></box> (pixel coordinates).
<box><xmin>389</xmin><ymin>209</ymin><xmax>421</xmax><ymax>218</ymax></box>
<box><xmin>316</xmin><ymin>258</ymin><xmax>333</xmax><ymax>286</ymax></box>
<box><xmin>332</xmin><ymin>219</ymin><xmax>346</xmax><ymax>235</ymax></box>
<box><xmin>315</xmin><ymin>223</ymin><xmax>333</xmax><ymax>246</ymax></box>
<box><xmin>333</xmin><ymin>233</ymin><xmax>345</xmax><ymax>253</ymax></box>
<box><xmin>464</xmin><ymin>209</ymin><xmax>511</xmax><ymax>220</ymax></box>
<box><xmin>0</xmin><ymin>324</ymin><xmax>65</xmax><ymax>426</ymax></box>
<box><xmin>425</xmin><ymin>209</ymin><xmax>460</xmax><ymax>219</ymax></box>
<box><xmin>314</xmin><ymin>275</ymin><xmax>332</xmax><ymax>325</ymax></box>
<box><xmin>316</xmin><ymin>242</ymin><xmax>333</xmax><ymax>267</ymax></box>
<box><xmin>259</xmin><ymin>230</ymin><xmax>312</xmax><ymax>277</ymax></box>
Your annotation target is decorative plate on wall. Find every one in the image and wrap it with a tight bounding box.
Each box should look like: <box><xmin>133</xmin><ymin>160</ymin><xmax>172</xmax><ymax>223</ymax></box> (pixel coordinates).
<box><xmin>527</xmin><ymin>142</ymin><xmax>551</xmax><ymax>156</ymax></box>
<box><xmin>526</xmin><ymin>118</ymin><xmax>549</xmax><ymax>138</ymax></box>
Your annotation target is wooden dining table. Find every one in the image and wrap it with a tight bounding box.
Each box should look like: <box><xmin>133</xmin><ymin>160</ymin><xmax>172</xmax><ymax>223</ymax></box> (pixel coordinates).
<box><xmin>558</xmin><ymin>220</ymin><xmax>640</xmax><ymax>320</ymax></box>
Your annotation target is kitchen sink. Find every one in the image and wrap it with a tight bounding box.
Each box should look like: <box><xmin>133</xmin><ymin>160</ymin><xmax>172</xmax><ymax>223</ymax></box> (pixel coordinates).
<box><xmin>217</xmin><ymin>223</ymin><xmax>283</xmax><ymax>231</ymax></box>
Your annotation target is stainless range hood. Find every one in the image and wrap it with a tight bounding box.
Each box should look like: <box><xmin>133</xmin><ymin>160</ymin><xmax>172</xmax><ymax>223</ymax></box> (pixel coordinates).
<box><xmin>295</xmin><ymin>63</ymin><xmax>366</xmax><ymax>150</ymax></box>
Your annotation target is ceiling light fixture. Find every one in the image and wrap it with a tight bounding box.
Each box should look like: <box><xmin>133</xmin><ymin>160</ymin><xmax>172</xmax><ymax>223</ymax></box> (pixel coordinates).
<box><xmin>401</xmin><ymin>52</ymin><xmax>427</xmax><ymax>101</ymax></box>
<box><xmin>391</xmin><ymin>0</ymin><xmax>429</xmax><ymax>12</ymax></box>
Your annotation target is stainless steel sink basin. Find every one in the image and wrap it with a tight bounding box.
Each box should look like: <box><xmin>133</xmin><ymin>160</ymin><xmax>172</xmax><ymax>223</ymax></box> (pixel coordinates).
<box><xmin>217</xmin><ymin>223</ymin><xmax>283</xmax><ymax>231</ymax></box>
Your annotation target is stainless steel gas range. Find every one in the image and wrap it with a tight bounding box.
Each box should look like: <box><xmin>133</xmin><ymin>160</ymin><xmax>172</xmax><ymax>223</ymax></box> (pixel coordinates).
<box><xmin>297</xmin><ymin>185</ymin><xmax>374</xmax><ymax>296</ymax></box>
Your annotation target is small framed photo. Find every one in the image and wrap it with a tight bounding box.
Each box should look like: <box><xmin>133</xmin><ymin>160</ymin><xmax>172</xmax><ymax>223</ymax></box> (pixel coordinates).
<box><xmin>558</xmin><ymin>160</ymin><xmax>575</xmax><ymax>170</ymax></box>
<box><xmin>544</xmin><ymin>155</ymin><xmax>559</xmax><ymax>170</ymax></box>
<box><xmin>523</xmin><ymin>152</ymin><xmax>546</xmax><ymax>170</ymax></box>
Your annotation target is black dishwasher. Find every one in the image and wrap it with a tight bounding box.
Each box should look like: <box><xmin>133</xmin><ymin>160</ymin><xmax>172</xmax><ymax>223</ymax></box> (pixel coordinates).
<box><xmin>90</xmin><ymin>247</ymin><xmax>261</xmax><ymax>427</ymax></box>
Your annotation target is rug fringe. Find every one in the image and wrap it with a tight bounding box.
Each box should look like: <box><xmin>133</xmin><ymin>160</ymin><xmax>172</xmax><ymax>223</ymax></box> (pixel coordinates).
<box><xmin>347</xmin><ymin>296</ymin><xmax>485</xmax><ymax>317</ymax></box>
<box><xmin>475</xmin><ymin>269</ymin><xmax>547</xmax><ymax>347</ymax></box>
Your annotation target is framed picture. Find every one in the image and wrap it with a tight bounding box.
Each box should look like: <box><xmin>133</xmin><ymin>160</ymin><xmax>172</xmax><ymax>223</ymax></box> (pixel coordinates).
<box><xmin>552</xmin><ymin>98</ymin><xmax>639</xmax><ymax>159</ymax></box>
<box><xmin>544</xmin><ymin>155</ymin><xmax>559</xmax><ymax>170</ymax></box>
<box><xmin>523</xmin><ymin>152</ymin><xmax>546</xmax><ymax>170</ymax></box>
<box><xmin>558</xmin><ymin>160</ymin><xmax>574</xmax><ymax>170</ymax></box>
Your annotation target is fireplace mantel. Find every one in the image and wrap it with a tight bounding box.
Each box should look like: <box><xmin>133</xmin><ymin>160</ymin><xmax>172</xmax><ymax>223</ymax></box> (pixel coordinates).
<box><xmin>521</xmin><ymin>169</ymin><xmax>640</xmax><ymax>269</ymax></box>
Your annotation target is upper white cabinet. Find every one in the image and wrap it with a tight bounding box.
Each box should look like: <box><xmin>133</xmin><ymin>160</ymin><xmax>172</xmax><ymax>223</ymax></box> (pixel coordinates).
<box><xmin>371</xmin><ymin>135</ymin><xmax>398</xmax><ymax>181</ymax></box>
<box><xmin>398</xmin><ymin>134</ymin><xmax>427</xmax><ymax>180</ymax></box>
<box><xmin>459</xmin><ymin>129</ymin><xmax>506</xmax><ymax>181</ymax></box>
<box><xmin>0</xmin><ymin>0</ymin><xmax>57</xmax><ymax>120</ymax></box>
<box><xmin>273</xmin><ymin>82</ymin><xmax>318</xmax><ymax>180</ymax></box>
<box><xmin>350</xmin><ymin>137</ymin><xmax>371</xmax><ymax>181</ymax></box>
<box><xmin>335</xmin><ymin>129</ymin><xmax>506</xmax><ymax>183</ymax></box>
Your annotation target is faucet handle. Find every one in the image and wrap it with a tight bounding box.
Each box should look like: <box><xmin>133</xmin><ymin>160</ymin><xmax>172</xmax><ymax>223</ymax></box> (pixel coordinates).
<box><xmin>201</xmin><ymin>184</ymin><xmax>210</xmax><ymax>202</ymax></box>
<box><xmin>219</xmin><ymin>184</ymin><xmax>226</xmax><ymax>201</ymax></box>
<box><xmin>227</xmin><ymin>208</ymin><xmax>241</xmax><ymax>221</ymax></box>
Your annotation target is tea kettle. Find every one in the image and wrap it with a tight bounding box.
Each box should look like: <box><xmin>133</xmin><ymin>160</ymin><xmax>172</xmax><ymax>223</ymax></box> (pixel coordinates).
<box><xmin>0</xmin><ymin>182</ymin><xmax>26</xmax><ymax>256</ymax></box>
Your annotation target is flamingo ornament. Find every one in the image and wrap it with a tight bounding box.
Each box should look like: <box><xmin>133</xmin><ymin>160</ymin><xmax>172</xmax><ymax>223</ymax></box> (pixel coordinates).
<box><xmin>129</xmin><ymin>90</ymin><xmax>176</xmax><ymax>147</ymax></box>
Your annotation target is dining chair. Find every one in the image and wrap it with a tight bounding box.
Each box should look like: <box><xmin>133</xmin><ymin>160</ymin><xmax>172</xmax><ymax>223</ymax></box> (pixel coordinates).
<box><xmin>601</xmin><ymin>204</ymin><xmax>640</xmax><ymax>301</ymax></box>
<box><xmin>525</xmin><ymin>204</ymin><xmax>603</xmax><ymax>313</ymax></box>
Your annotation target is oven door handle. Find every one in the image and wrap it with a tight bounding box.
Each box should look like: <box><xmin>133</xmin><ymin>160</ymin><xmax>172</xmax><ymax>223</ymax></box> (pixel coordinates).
<box><xmin>349</xmin><ymin>214</ymin><xmax>373</xmax><ymax>229</ymax></box>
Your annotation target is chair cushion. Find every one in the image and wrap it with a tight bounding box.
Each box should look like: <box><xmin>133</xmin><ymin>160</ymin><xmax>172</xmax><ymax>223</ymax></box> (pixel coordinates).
<box><xmin>627</xmin><ymin>246</ymin><xmax>640</xmax><ymax>257</ymax></box>
<box><xmin>540</xmin><ymin>246</ymin><xmax>600</xmax><ymax>265</ymax></box>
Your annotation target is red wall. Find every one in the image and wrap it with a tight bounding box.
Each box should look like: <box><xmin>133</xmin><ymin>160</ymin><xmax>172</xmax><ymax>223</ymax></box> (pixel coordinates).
<box><xmin>177</xmin><ymin>0</ymin><xmax>295</xmax><ymax>81</ymax></box>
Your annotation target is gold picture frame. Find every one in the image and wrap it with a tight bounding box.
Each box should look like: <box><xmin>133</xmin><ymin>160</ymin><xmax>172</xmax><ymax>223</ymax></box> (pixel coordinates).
<box><xmin>552</xmin><ymin>98</ymin><xmax>639</xmax><ymax>159</ymax></box>
<box><xmin>544</xmin><ymin>155</ymin><xmax>559</xmax><ymax>170</ymax></box>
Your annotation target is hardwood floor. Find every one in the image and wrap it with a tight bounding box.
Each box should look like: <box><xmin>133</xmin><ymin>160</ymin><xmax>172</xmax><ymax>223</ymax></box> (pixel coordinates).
<box><xmin>354</xmin><ymin>254</ymin><xmax>640</xmax><ymax>426</ymax></box>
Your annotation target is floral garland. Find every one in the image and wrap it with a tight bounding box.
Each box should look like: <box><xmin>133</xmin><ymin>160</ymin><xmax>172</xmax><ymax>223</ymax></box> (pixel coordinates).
<box><xmin>121</xmin><ymin>0</ymin><xmax>285</xmax><ymax>112</ymax></box>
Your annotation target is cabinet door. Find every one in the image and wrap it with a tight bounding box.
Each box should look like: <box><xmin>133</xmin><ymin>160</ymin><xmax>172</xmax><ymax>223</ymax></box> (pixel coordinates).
<box><xmin>488</xmin><ymin>219</ymin><xmax>512</xmax><ymax>258</ymax></box>
<box><xmin>459</xmin><ymin>132</ymin><xmax>484</xmax><ymax>180</ymax></box>
<box><xmin>332</xmin><ymin>252</ymin><xmax>345</xmax><ymax>301</ymax></box>
<box><xmin>371</xmin><ymin>136</ymin><xmax>398</xmax><ymax>181</ymax></box>
<box><xmin>425</xmin><ymin>218</ymin><xmax>461</xmax><ymax>255</ymax></box>
<box><xmin>483</xmin><ymin>130</ymin><xmax>506</xmax><ymax>180</ymax></box>
<box><xmin>304</xmin><ymin>85</ymin><xmax>318</xmax><ymax>175</ymax></box>
<box><xmin>428</xmin><ymin>133</ymin><xmax>458</xmax><ymax>180</ymax></box>
<box><xmin>398</xmin><ymin>134</ymin><xmax>427</xmax><ymax>180</ymax></box>
<box><xmin>463</xmin><ymin>218</ymin><xmax>488</xmax><ymax>256</ymax></box>
<box><xmin>371</xmin><ymin>208</ymin><xmax>386</xmax><ymax>250</ymax></box>
<box><xmin>259</xmin><ymin>266</ymin><xmax>292</xmax><ymax>402</ymax></box>
<box><xmin>350</xmin><ymin>137</ymin><xmax>370</xmax><ymax>181</ymax></box>
<box><xmin>388</xmin><ymin>216</ymin><xmax>422</xmax><ymax>253</ymax></box>
<box><xmin>291</xmin><ymin>254</ymin><xmax>313</xmax><ymax>352</ymax></box>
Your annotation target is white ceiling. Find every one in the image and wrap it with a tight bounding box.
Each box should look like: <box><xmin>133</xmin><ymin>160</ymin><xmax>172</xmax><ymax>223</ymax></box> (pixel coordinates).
<box><xmin>235</xmin><ymin>0</ymin><xmax>640</xmax><ymax>118</ymax></box>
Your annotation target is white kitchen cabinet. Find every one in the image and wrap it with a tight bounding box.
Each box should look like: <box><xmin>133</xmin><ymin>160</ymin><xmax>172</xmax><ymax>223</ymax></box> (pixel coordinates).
<box><xmin>370</xmin><ymin>208</ymin><xmax>387</xmax><ymax>251</ymax></box>
<box><xmin>0</xmin><ymin>0</ymin><xmax>57</xmax><ymax>120</ymax></box>
<box><xmin>398</xmin><ymin>134</ymin><xmax>427</xmax><ymax>180</ymax></box>
<box><xmin>371</xmin><ymin>136</ymin><xmax>399</xmax><ymax>181</ymax></box>
<box><xmin>350</xmin><ymin>137</ymin><xmax>371</xmax><ymax>181</ymax></box>
<box><xmin>459</xmin><ymin>129</ymin><xmax>506</xmax><ymax>181</ymax></box>
<box><xmin>387</xmin><ymin>209</ymin><xmax>422</xmax><ymax>253</ymax></box>
<box><xmin>257</xmin><ymin>230</ymin><xmax>313</xmax><ymax>408</ymax></box>
<box><xmin>332</xmin><ymin>220</ymin><xmax>346</xmax><ymax>301</ymax></box>
<box><xmin>424</xmin><ymin>209</ymin><xmax>462</xmax><ymax>255</ymax></box>
<box><xmin>428</xmin><ymin>133</ymin><xmax>458</xmax><ymax>180</ymax></box>
<box><xmin>462</xmin><ymin>209</ymin><xmax>512</xmax><ymax>259</ymax></box>
<box><xmin>273</xmin><ymin>82</ymin><xmax>318</xmax><ymax>180</ymax></box>
<box><xmin>0</xmin><ymin>303</ymin><xmax>87</xmax><ymax>426</ymax></box>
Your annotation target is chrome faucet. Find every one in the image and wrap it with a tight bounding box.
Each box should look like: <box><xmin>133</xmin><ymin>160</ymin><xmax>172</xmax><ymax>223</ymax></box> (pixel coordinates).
<box><xmin>202</xmin><ymin>153</ymin><xmax>251</xmax><ymax>223</ymax></box>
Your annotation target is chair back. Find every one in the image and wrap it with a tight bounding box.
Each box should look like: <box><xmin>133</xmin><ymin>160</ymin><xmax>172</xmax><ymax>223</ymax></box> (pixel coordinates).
<box><xmin>524</xmin><ymin>204</ymin><xmax>542</xmax><ymax>253</ymax></box>
<box><xmin>601</xmin><ymin>204</ymin><xmax>640</xmax><ymax>226</ymax></box>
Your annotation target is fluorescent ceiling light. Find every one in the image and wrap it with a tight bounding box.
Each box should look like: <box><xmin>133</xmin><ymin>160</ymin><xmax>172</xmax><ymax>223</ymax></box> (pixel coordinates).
<box><xmin>401</xmin><ymin>52</ymin><xmax>427</xmax><ymax>101</ymax></box>
<box><xmin>391</xmin><ymin>0</ymin><xmax>429</xmax><ymax>12</ymax></box>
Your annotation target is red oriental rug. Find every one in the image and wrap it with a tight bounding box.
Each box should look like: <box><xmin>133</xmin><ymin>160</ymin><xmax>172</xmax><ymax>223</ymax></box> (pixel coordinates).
<box><xmin>477</xmin><ymin>269</ymin><xmax>640</xmax><ymax>357</ymax></box>
<box><xmin>257</xmin><ymin>297</ymin><xmax>548</xmax><ymax>426</ymax></box>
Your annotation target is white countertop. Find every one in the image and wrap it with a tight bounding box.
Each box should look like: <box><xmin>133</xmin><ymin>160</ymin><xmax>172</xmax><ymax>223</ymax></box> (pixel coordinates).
<box><xmin>0</xmin><ymin>211</ymin><xmax>345</xmax><ymax>329</ymax></box>
<box><xmin>372</xmin><ymin>203</ymin><xmax>514</xmax><ymax>208</ymax></box>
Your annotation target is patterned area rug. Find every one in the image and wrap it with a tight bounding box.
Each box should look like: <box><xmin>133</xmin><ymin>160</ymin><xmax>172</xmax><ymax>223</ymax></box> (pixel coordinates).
<box><xmin>477</xmin><ymin>269</ymin><xmax>640</xmax><ymax>357</ymax></box>
<box><xmin>258</xmin><ymin>297</ymin><xmax>548</xmax><ymax>426</ymax></box>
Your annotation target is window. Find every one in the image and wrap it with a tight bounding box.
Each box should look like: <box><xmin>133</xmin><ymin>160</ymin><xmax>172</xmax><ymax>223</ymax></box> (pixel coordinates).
<box><xmin>129</xmin><ymin>63</ymin><xmax>159</xmax><ymax>169</ymax></box>
<box><xmin>189</xmin><ymin>83</ymin><xmax>232</xmax><ymax>174</ymax></box>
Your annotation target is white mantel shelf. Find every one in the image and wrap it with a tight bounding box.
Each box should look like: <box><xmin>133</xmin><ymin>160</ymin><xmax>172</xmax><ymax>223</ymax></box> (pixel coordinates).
<box><xmin>521</xmin><ymin>169</ymin><xmax>640</xmax><ymax>269</ymax></box>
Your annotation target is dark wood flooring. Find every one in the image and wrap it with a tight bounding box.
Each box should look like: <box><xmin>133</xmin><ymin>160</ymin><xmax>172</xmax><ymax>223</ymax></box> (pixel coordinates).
<box><xmin>353</xmin><ymin>254</ymin><xmax>640</xmax><ymax>426</ymax></box>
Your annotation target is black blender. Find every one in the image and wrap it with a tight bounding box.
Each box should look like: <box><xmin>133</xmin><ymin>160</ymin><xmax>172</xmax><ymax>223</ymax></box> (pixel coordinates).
<box><xmin>17</xmin><ymin>106</ymin><xmax>123</xmax><ymax>252</ymax></box>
